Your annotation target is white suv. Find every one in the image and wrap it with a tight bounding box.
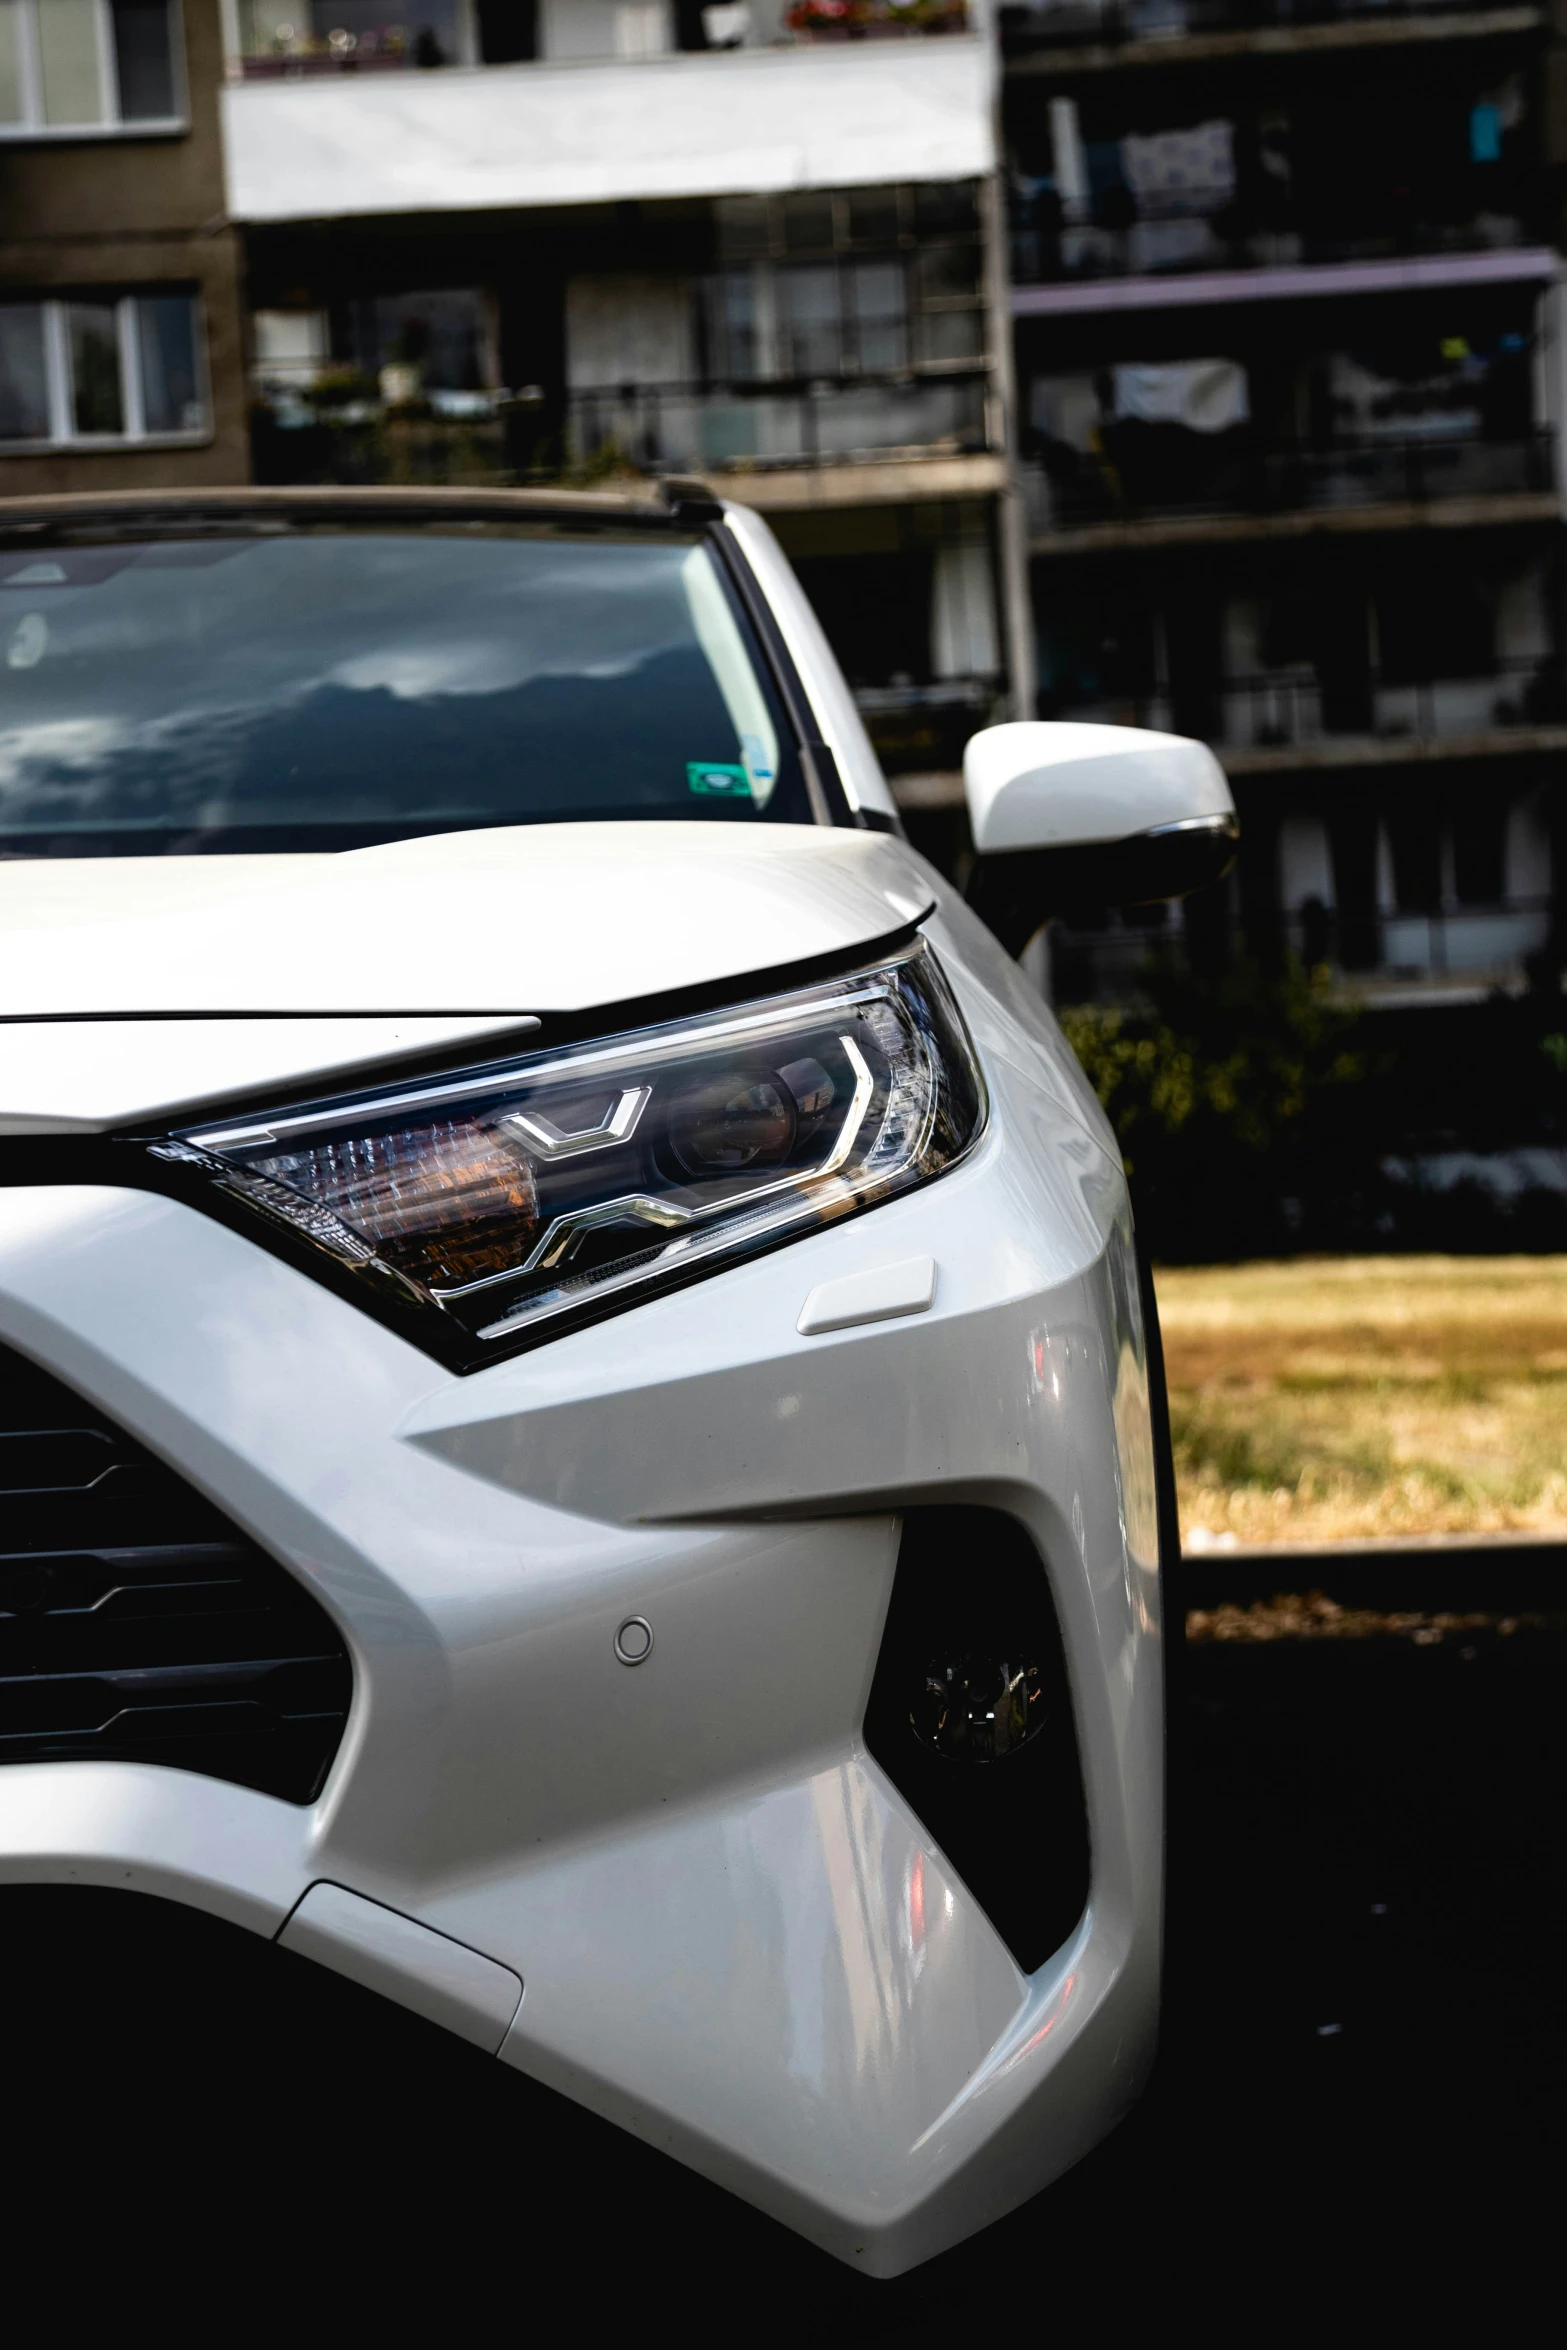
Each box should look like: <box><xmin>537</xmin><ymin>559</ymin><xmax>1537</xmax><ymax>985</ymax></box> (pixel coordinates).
<box><xmin>0</xmin><ymin>484</ymin><xmax>1233</xmax><ymax>2276</ymax></box>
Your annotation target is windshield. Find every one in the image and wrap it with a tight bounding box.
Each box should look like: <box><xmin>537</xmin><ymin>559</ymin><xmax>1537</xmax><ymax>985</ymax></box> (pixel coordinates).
<box><xmin>0</xmin><ymin>522</ymin><xmax>814</xmax><ymax>854</ymax></box>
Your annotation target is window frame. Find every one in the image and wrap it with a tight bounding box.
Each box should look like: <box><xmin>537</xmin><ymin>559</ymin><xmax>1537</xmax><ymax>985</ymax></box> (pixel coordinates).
<box><xmin>0</xmin><ymin>0</ymin><xmax>187</xmax><ymax>139</ymax></box>
<box><xmin>703</xmin><ymin>183</ymin><xmax>988</xmax><ymax>389</ymax></box>
<box><xmin>0</xmin><ymin>290</ymin><xmax>211</xmax><ymax>451</ymax></box>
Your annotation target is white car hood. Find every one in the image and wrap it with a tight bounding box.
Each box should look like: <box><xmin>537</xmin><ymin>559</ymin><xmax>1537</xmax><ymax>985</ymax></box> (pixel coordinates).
<box><xmin>0</xmin><ymin>823</ymin><xmax>932</xmax><ymax>1132</ymax></box>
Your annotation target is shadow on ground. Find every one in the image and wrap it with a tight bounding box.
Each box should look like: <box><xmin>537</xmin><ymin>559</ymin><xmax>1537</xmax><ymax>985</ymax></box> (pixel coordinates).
<box><xmin>4</xmin><ymin>1611</ymin><xmax>1562</xmax><ymax>2309</ymax></box>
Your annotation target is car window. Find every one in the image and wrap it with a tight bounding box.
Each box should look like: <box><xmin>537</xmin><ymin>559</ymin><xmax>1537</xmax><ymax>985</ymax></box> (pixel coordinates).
<box><xmin>0</xmin><ymin>524</ymin><xmax>814</xmax><ymax>853</ymax></box>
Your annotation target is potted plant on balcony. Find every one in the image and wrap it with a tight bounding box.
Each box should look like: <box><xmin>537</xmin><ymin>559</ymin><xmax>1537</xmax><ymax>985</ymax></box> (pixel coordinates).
<box><xmin>787</xmin><ymin>0</ymin><xmax>968</xmax><ymax>39</ymax></box>
<box><xmin>788</xmin><ymin>1</ymin><xmax>860</xmax><ymax>39</ymax></box>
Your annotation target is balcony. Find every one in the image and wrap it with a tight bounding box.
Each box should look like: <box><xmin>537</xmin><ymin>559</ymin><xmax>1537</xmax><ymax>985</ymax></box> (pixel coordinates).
<box><xmin>1025</xmin><ymin>430</ymin><xmax>1558</xmax><ymax>541</ymax></box>
<box><xmin>1296</xmin><ymin>897</ymin><xmax>1552</xmax><ymax>985</ymax></box>
<box><xmin>1010</xmin><ymin>191</ymin><xmax>1544</xmax><ymax>294</ymax></box>
<box><xmin>251</xmin><ymin>392</ymin><xmax>518</xmax><ymax>487</ymax></box>
<box><xmin>1220</xmin><ymin>656</ymin><xmax>1564</xmax><ymax>749</ymax></box>
<box><xmin>567</xmin><ymin>371</ymin><xmax>991</xmax><ymax>475</ymax></box>
<box><xmin>1048</xmin><ymin>896</ymin><xmax>1553</xmax><ymax>1004</ymax></box>
<box><xmin>222</xmin><ymin>23</ymin><xmax>992</xmax><ymax>223</ymax></box>
<box><xmin>250</xmin><ymin>368</ymin><xmax>993</xmax><ymax>489</ymax></box>
<box><xmin>1007</xmin><ymin>55</ymin><xmax>1550</xmax><ymax>306</ymax></box>
<box><xmin>1046</xmin><ymin>653</ymin><xmax>1567</xmax><ymax>763</ymax></box>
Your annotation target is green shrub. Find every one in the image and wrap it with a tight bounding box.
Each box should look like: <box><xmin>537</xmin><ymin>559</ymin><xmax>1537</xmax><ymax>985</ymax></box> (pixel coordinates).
<box><xmin>1059</xmin><ymin>956</ymin><xmax>1372</xmax><ymax>1254</ymax></box>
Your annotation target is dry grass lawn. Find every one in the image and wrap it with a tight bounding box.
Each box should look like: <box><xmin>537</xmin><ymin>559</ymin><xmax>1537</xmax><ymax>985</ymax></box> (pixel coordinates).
<box><xmin>1155</xmin><ymin>1255</ymin><xmax>1567</xmax><ymax>1548</ymax></box>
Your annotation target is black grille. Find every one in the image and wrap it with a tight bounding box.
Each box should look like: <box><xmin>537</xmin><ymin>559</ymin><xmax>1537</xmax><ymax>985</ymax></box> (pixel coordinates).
<box><xmin>0</xmin><ymin>1341</ymin><xmax>351</xmax><ymax>1803</ymax></box>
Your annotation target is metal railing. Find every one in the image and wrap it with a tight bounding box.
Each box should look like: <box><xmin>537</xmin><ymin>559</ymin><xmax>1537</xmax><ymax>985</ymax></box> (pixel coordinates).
<box><xmin>1222</xmin><ymin>659</ymin><xmax>1565</xmax><ymax>749</ymax></box>
<box><xmin>1024</xmin><ymin>432</ymin><xmax>1556</xmax><ymax>534</ymax></box>
<box><xmin>1041</xmin><ymin>656</ymin><xmax>1567</xmax><ymax>750</ymax></box>
<box><xmin>566</xmin><ymin>372</ymin><xmax>992</xmax><ymax>474</ymax></box>
<box><xmin>251</xmin><ymin>403</ymin><xmax>519</xmax><ymax>488</ymax></box>
<box><xmin>1001</xmin><ymin>0</ymin><xmax>1525</xmax><ymax>55</ymax></box>
<box><xmin>1010</xmin><ymin>203</ymin><xmax>1541</xmax><ymax>289</ymax></box>
<box><xmin>249</xmin><ymin>369</ymin><xmax>993</xmax><ymax>485</ymax></box>
<box><xmin>233</xmin><ymin>6</ymin><xmax>971</xmax><ymax>79</ymax></box>
<box><xmin>1281</xmin><ymin>896</ymin><xmax>1554</xmax><ymax>981</ymax></box>
<box><xmin>1049</xmin><ymin>897</ymin><xmax>1555</xmax><ymax>1000</ymax></box>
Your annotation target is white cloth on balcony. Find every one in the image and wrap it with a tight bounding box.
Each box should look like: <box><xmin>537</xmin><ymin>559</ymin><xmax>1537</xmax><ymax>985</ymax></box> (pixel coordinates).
<box><xmin>1120</xmin><ymin>119</ymin><xmax>1235</xmax><ymax>218</ymax></box>
<box><xmin>1111</xmin><ymin>358</ymin><xmax>1249</xmax><ymax>433</ymax></box>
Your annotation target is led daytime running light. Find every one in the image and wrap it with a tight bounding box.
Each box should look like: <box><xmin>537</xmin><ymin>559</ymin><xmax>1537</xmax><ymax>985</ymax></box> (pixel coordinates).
<box><xmin>165</xmin><ymin>946</ymin><xmax>985</xmax><ymax>1361</ymax></box>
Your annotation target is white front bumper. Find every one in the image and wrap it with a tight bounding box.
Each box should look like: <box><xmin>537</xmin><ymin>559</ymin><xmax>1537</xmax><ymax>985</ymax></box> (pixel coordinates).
<box><xmin>0</xmin><ymin>964</ymin><xmax>1163</xmax><ymax>2277</ymax></box>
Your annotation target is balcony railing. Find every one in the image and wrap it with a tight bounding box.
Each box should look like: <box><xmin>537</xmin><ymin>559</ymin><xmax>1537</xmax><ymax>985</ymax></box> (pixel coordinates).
<box><xmin>251</xmin><ymin>384</ymin><xmax>523</xmax><ymax>487</ymax></box>
<box><xmin>1010</xmin><ymin>193</ymin><xmax>1540</xmax><ymax>289</ymax></box>
<box><xmin>1050</xmin><ymin>897</ymin><xmax>1553</xmax><ymax>1001</ymax></box>
<box><xmin>1218</xmin><ymin>658</ymin><xmax>1566</xmax><ymax>749</ymax></box>
<box><xmin>1025</xmin><ymin>431</ymin><xmax>1556</xmax><ymax>534</ymax></box>
<box><xmin>567</xmin><ymin>372</ymin><xmax>992</xmax><ymax>474</ymax></box>
<box><xmin>1043</xmin><ymin>654</ymin><xmax>1567</xmax><ymax>750</ymax></box>
<box><xmin>249</xmin><ymin>369</ymin><xmax>992</xmax><ymax>485</ymax></box>
<box><xmin>1000</xmin><ymin>0</ymin><xmax>1527</xmax><ymax>55</ymax></box>
<box><xmin>232</xmin><ymin>4</ymin><xmax>970</xmax><ymax>80</ymax></box>
<box><xmin>1282</xmin><ymin>897</ymin><xmax>1554</xmax><ymax>982</ymax></box>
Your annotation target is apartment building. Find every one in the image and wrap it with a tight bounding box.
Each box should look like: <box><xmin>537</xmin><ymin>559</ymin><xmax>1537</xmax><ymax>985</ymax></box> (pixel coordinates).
<box><xmin>0</xmin><ymin>1</ymin><xmax>248</xmax><ymax>488</ymax></box>
<box><xmin>225</xmin><ymin>3</ymin><xmax>1033</xmax><ymax>780</ymax></box>
<box><xmin>1003</xmin><ymin>0</ymin><xmax>1567</xmax><ymax>1003</ymax></box>
<box><xmin>13</xmin><ymin>1</ymin><xmax>1550</xmax><ymax>1013</ymax></box>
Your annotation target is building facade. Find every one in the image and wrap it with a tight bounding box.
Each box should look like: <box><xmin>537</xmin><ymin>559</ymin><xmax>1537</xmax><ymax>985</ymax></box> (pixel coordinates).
<box><xmin>0</xmin><ymin>1</ymin><xmax>248</xmax><ymax>489</ymax></box>
<box><xmin>223</xmin><ymin>5</ymin><xmax>1034</xmax><ymax>784</ymax></box>
<box><xmin>1002</xmin><ymin>0</ymin><xmax>1567</xmax><ymax>1004</ymax></box>
<box><xmin>8</xmin><ymin>0</ymin><xmax>1564</xmax><ymax>1018</ymax></box>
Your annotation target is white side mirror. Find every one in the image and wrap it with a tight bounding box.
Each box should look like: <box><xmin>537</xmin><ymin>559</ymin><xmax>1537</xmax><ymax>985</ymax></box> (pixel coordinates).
<box><xmin>964</xmin><ymin>720</ymin><xmax>1234</xmax><ymax>856</ymax></box>
<box><xmin>962</xmin><ymin>721</ymin><xmax>1238</xmax><ymax>956</ymax></box>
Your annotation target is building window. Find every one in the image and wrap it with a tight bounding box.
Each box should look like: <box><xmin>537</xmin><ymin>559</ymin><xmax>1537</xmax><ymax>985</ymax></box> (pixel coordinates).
<box><xmin>702</xmin><ymin>184</ymin><xmax>986</xmax><ymax>385</ymax></box>
<box><xmin>0</xmin><ymin>293</ymin><xmax>207</xmax><ymax>446</ymax></box>
<box><xmin>0</xmin><ymin>0</ymin><xmax>181</xmax><ymax>133</ymax></box>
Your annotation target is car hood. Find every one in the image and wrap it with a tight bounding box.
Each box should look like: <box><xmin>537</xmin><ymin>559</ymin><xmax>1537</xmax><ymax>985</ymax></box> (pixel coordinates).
<box><xmin>0</xmin><ymin>823</ymin><xmax>934</xmax><ymax>1132</ymax></box>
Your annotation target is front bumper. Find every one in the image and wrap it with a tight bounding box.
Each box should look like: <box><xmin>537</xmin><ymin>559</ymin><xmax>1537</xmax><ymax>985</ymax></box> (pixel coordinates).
<box><xmin>0</xmin><ymin>956</ymin><xmax>1164</xmax><ymax>2278</ymax></box>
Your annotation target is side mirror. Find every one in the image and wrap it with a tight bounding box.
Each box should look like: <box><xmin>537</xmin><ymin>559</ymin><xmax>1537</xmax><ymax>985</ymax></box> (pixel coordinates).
<box><xmin>963</xmin><ymin>721</ymin><xmax>1238</xmax><ymax>957</ymax></box>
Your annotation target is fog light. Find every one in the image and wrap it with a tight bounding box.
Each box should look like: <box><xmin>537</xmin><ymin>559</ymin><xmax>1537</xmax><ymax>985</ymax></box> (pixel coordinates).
<box><xmin>911</xmin><ymin>1654</ymin><xmax>1046</xmax><ymax>1763</ymax></box>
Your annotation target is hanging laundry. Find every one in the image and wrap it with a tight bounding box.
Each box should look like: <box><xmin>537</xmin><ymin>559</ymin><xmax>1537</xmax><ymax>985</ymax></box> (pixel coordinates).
<box><xmin>1328</xmin><ymin>352</ymin><xmax>1483</xmax><ymax>442</ymax></box>
<box><xmin>1120</xmin><ymin>120</ymin><xmax>1235</xmax><ymax>217</ymax></box>
<box><xmin>1111</xmin><ymin>358</ymin><xmax>1249</xmax><ymax>433</ymax></box>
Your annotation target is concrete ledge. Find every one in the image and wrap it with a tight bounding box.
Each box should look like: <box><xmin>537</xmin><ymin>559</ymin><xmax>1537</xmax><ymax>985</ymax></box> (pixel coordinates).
<box><xmin>713</xmin><ymin>453</ymin><xmax>1006</xmax><ymax>513</ymax></box>
<box><xmin>1013</xmin><ymin>246</ymin><xmax>1558</xmax><ymax>320</ymax></box>
<box><xmin>890</xmin><ymin>769</ymin><xmax>967</xmax><ymax>810</ymax></box>
<box><xmin>1030</xmin><ymin>491</ymin><xmax>1562</xmax><ymax>558</ymax></box>
<box><xmin>1219</xmin><ymin>723</ymin><xmax>1567</xmax><ymax>776</ymax></box>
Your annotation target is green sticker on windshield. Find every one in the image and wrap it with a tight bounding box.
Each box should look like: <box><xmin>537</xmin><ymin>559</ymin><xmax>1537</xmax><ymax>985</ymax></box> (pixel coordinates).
<box><xmin>687</xmin><ymin>761</ymin><xmax>751</xmax><ymax>799</ymax></box>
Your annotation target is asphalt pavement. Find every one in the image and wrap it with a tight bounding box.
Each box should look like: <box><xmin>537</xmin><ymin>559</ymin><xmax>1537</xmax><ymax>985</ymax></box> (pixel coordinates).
<box><xmin>5</xmin><ymin>1552</ymin><xmax>1562</xmax><ymax>2316</ymax></box>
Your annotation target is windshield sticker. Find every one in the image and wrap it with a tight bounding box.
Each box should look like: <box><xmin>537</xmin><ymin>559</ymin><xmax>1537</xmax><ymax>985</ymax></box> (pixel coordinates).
<box><xmin>687</xmin><ymin>762</ymin><xmax>752</xmax><ymax>799</ymax></box>
<box><xmin>739</xmin><ymin>733</ymin><xmax>776</xmax><ymax>794</ymax></box>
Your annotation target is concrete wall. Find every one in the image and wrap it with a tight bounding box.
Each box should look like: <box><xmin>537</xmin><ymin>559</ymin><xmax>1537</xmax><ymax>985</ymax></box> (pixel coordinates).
<box><xmin>0</xmin><ymin>0</ymin><xmax>249</xmax><ymax>489</ymax></box>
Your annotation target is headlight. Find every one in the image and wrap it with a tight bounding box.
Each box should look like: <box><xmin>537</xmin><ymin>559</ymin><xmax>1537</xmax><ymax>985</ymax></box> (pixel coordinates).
<box><xmin>152</xmin><ymin>945</ymin><xmax>985</xmax><ymax>1364</ymax></box>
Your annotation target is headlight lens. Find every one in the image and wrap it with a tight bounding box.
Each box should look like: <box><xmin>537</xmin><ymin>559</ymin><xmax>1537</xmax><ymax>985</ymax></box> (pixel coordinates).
<box><xmin>155</xmin><ymin>945</ymin><xmax>985</xmax><ymax>1361</ymax></box>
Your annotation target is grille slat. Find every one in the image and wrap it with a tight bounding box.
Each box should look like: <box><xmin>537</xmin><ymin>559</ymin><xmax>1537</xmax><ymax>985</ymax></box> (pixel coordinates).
<box><xmin>0</xmin><ymin>1344</ymin><xmax>351</xmax><ymax>1803</ymax></box>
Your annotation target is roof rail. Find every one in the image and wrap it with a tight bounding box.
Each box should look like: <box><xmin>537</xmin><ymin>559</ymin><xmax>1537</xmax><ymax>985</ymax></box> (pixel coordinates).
<box><xmin>658</xmin><ymin>476</ymin><xmax>726</xmax><ymax>523</ymax></box>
